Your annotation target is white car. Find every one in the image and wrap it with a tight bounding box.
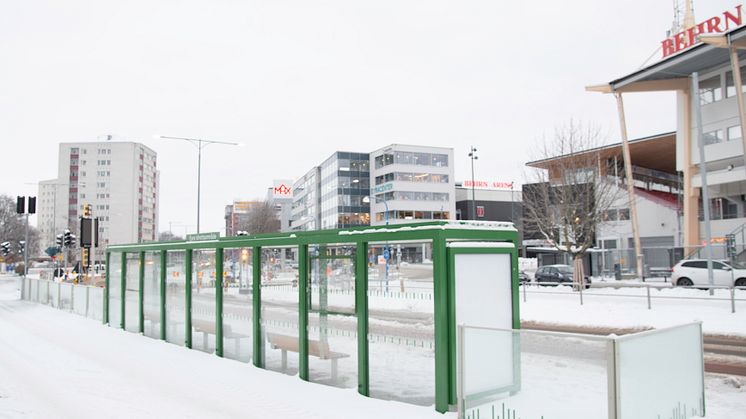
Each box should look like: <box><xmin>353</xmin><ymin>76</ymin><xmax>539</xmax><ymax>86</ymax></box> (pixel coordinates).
<box><xmin>671</xmin><ymin>259</ymin><xmax>746</xmax><ymax>287</ymax></box>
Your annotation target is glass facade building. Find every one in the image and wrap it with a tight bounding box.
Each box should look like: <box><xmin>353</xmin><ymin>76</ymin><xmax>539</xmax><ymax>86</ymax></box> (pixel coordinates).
<box><xmin>291</xmin><ymin>151</ymin><xmax>371</xmax><ymax>231</ymax></box>
<box><xmin>319</xmin><ymin>152</ymin><xmax>371</xmax><ymax>229</ymax></box>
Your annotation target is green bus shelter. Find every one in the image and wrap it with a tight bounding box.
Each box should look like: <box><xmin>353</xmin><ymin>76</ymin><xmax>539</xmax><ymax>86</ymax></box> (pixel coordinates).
<box><xmin>105</xmin><ymin>220</ymin><xmax>519</xmax><ymax>413</ymax></box>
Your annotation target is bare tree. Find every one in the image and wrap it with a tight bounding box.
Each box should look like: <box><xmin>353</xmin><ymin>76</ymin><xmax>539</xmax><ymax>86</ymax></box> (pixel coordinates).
<box><xmin>158</xmin><ymin>231</ymin><xmax>183</xmax><ymax>242</ymax></box>
<box><xmin>0</xmin><ymin>194</ymin><xmax>40</xmax><ymax>262</ymax></box>
<box><xmin>523</xmin><ymin>121</ymin><xmax>625</xmax><ymax>287</ymax></box>
<box><xmin>236</xmin><ymin>201</ymin><xmax>280</xmax><ymax>235</ymax></box>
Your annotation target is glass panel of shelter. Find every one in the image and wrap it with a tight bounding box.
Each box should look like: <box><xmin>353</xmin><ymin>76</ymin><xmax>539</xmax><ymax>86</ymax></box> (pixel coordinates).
<box><xmin>124</xmin><ymin>253</ymin><xmax>140</xmax><ymax>333</ymax></box>
<box><xmin>223</xmin><ymin>247</ymin><xmax>253</xmax><ymax>362</ymax></box>
<box><xmin>307</xmin><ymin>244</ymin><xmax>357</xmax><ymax>389</ymax></box>
<box><xmin>367</xmin><ymin>240</ymin><xmax>435</xmax><ymax>407</ymax></box>
<box><xmin>192</xmin><ymin>249</ymin><xmax>217</xmax><ymax>353</ymax></box>
<box><xmin>108</xmin><ymin>252</ymin><xmax>122</xmax><ymax>327</ymax></box>
<box><xmin>260</xmin><ymin>246</ymin><xmax>300</xmax><ymax>375</ymax></box>
<box><xmin>166</xmin><ymin>250</ymin><xmax>187</xmax><ymax>347</ymax></box>
<box><xmin>143</xmin><ymin>251</ymin><xmax>161</xmax><ymax>339</ymax></box>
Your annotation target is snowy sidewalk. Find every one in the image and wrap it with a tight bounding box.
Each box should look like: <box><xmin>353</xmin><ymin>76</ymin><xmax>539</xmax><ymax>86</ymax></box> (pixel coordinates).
<box><xmin>0</xmin><ymin>277</ymin><xmax>448</xmax><ymax>419</ymax></box>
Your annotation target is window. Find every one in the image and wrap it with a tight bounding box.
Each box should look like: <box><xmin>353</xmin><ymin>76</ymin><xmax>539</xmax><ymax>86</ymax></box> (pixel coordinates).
<box><xmin>431</xmin><ymin>154</ymin><xmax>448</xmax><ymax>167</ymax></box>
<box><xmin>682</xmin><ymin>261</ymin><xmax>707</xmax><ymax>269</ymax></box>
<box><xmin>618</xmin><ymin>208</ymin><xmax>630</xmax><ymax>221</ymax></box>
<box><xmin>713</xmin><ymin>262</ymin><xmax>728</xmax><ymax>270</ymax></box>
<box><xmin>725</xmin><ymin>68</ymin><xmax>746</xmax><ymax>97</ymax></box>
<box><xmin>394</xmin><ymin>151</ymin><xmax>413</xmax><ymax>165</ymax></box>
<box><xmin>430</xmin><ymin>174</ymin><xmax>449</xmax><ymax>183</ymax></box>
<box><xmin>602</xmin><ymin>209</ymin><xmax>618</xmax><ymax>221</ymax></box>
<box><xmin>395</xmin><ymin>172</ymin><xmax>413</xmax><ymax>182</ymax></box>
<box><xmin>728</xmin><ymin>126</ymin><xmax>742</xmax><ymax>142</ymax></box>
<box><xmin>413</xmin><ymin>152</ymin><xmax>431</xmax><ymax>165</ymax></box>
<box><xmin>703</xmin><ymin>129</ymin><xmax>724</xmax><ymax>145</ymax></box>
<box><xmin>374</xmin><ymin>153</ymin><xmax>394</xmax><ymax>169</ymax></box>
<box><xmin>699</xmin><ymin>75</ymin><xmax>722</xmax><ymax>105</ymax></box>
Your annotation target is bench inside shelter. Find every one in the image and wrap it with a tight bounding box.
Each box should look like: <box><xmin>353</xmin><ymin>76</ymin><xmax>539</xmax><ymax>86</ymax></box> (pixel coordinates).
<box><xmin>266</xmin><ymin>332</ymin><xmax>349</xmax><ymax>381</ymax></box>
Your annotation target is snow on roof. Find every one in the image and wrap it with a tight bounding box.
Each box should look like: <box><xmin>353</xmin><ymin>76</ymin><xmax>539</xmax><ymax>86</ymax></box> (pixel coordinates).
<box><xmin>338</xmin><ymin>220</ymin><xmax>516</xmax><ymax>236</ymax></box>
<box><xmin>447</xmin><ymin>241</ymin><xmax>515</xmax><ymax>249</ymax></box>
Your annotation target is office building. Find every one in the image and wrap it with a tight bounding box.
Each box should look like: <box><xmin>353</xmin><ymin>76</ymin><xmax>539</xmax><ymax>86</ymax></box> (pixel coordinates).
<box><xmin>289</xmin><ymin>167</ymin><xmax>322</xmax><ymax>231</ymax></box>
<box><xmin>369</xmin><ymin>144</ymin><xmax>455</xmax><ymax>225</ymax></box>
<box><xmin>289</xmin><ymin>152</ymin><xmax>370</xmax><ymax>231</ymax></box>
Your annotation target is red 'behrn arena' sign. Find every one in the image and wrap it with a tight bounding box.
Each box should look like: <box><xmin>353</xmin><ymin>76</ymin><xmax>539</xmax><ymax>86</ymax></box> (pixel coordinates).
<box><xmin>661</xmin><ymin>5</ymin><xmax>743</xmax><ymax>58</ymax></box>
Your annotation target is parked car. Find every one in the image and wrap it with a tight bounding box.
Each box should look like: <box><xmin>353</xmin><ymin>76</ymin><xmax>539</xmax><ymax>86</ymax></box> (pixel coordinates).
<box><xmin>534</xmin><ymin>264</ymin><xmax>591</xmax><ymax>288</ymax></box>
<box><xmin>671</xmin><ymin>259</ymin><xmax>746</xmax><ymax>287</ymax></box>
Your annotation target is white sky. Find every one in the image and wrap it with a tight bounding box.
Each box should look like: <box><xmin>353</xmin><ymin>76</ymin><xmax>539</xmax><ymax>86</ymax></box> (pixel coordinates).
<box><xmin>0</xmin><ymin>0</ymin><xmax>739</xmax><ymax>235</ymax></box>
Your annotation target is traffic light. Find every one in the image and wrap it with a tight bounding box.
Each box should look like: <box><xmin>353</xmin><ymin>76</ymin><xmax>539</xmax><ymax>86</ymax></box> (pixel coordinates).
<box><xmin>83</xmin><ymin>203</ymin><xmax>91</xmax><ymax>217</ymax></box>
<box><xmin>16</xmin><ymin>196</ymin><xmax>25</xmax><ymax>214</ymax></box>
<box><xmin>18</xmin><ymin>241</ymin><xmax>25</xmax><ymax>255</ymax></box>
<box><xmin>28</xmin><ymin>197</ymin><xmax>36</xmax><ymax>214</ymax></box>
<box><xmin>56</xmin><ymin>234</ymin><xmax>64</xmax><ymax>248</ymax></box>
<box><xmin>63</xmin><ymin>229</ymin><xmax>74</xmax><ymax>247</ymax></box>
<box><xmin>1</xmin><ymin>242</ymin><xmax>10</xmax><ymax>256</ymax></box>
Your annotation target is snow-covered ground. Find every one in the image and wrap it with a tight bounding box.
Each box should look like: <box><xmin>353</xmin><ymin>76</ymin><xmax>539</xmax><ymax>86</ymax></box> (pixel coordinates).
<box><xmin>0</xmin><ymin>275</ymin><xmax>447</xmax><ymax>419</ymax></box>
<box><xmin>4</xmin><ymin>274</ymin><xmax>746</xmax><ymax>418</ymax></box>
<box><xmin>520</xmin><ymin>284</ymin><xmax>746</xmax><ymax>336</ymax></box>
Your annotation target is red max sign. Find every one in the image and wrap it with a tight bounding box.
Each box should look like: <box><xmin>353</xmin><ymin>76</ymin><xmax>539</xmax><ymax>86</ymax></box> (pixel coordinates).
<box><xmin>662</xmin><ymin>5</ymin><xmax>743</xmax><ymax>58</ymax></box>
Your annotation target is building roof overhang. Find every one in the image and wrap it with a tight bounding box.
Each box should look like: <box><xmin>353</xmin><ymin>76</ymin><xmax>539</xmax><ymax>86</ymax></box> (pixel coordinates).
<box><xmin>588</xmin><ymin>25</ymin><xmax>746</xmax><ymax>94</ymax></box>
<box><xmin>526</xmin><ymin>132</ymin><xmax>677</xmax><ymax>174</ymax></box>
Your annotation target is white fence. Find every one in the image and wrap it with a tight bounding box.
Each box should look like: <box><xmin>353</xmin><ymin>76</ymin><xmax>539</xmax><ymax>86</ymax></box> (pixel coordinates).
<box><xmin>457</xmin><ymin>323</ymin><xmax>705</xmax><ymax>419</ymax></box>
<box><xmin>20</xmin><ymin>276</ymin><xmax>104</xmax><ymax>321</ymax></box>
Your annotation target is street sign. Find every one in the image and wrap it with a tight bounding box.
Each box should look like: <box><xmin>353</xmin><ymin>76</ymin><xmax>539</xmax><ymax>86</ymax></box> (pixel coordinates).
<box><xmin>186</xmin><ymin>232</ymin><xmax>220</xmax><ymax>241</ymax></box>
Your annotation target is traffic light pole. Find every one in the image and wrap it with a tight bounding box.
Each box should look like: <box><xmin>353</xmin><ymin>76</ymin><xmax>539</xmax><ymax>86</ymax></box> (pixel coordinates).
<box><xmin>23</xmin><ymin>213</ymin><xmax>29</xmax><ymax>279</ymax></box>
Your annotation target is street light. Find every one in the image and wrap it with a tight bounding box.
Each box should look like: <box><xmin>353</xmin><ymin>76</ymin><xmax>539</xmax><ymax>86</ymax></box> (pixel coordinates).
<box><xmin>468</xmin><ymin>146</ymin><xmax>478</xmax><ymax>220</ymax></box>
<box><xmin>156</xmin><ymin>135</ymin><xmax>241</xmax><ymax>233</ymax></box>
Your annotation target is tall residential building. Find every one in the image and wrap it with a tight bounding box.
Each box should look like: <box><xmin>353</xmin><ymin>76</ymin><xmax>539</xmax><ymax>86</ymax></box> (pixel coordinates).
<box><xmin>369</xmin><ymin>145</ymin><xmax>455</xmax><ymax>225</ymax></box>
<box><xmin>37</xmin><ymin>141</ymin><xmax>159</xmax><ymax>250</ymax></box>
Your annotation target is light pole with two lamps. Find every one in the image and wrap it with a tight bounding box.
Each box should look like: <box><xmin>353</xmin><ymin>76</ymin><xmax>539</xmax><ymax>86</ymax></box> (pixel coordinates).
<box><xmin>468</xmin><ymin>146</ymin><xmax>478</xmax><ymax>220</ymax></box>
<box><xmin>156</xmin><ymin>135</ymin><xmax>241</xmax><ymax>233</ymax></box>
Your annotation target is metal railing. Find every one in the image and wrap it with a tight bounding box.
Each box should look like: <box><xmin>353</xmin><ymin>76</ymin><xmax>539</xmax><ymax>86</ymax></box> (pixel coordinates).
<box><xmin>520</xmin><ymin>281</ymin><xmax>746</xmax><ymax>313</ymax></box>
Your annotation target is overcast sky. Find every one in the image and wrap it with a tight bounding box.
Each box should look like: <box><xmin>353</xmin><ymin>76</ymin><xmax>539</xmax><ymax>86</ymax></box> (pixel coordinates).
<box><xmin>0</xmin><ymin>0</ymin><xmax>739</xmax><ymax>235</ymax></box>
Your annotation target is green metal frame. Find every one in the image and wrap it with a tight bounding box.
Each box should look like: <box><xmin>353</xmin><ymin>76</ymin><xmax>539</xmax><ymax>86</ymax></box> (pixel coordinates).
<box><xmin>120</xmin><ymin>252</ymin><xmax>126</xmax><ymax>330</ymax></box>
<box><xmin>160</xmin><ymin>250</ymin><xmax>167</xmax><ymax>341</ymax></box>
<box><xmin>216</xmin><ymin>248</ymin><xmax>224</xmax><ymax>357</ymax></box>
<box><xmin>185</xmin><ymin>249</ymin><xmax>193</xmax><ymax>348</ymax></box>
<box><xmin>446</xmin><ymin>245</ymin><xmax>521</xmax><ymax>406</ymax></box>
<box><xmin>105</xmin><ymin>221</ymin><xmax>518</xmax><ymax>413</ymax></box>
<box><xmin>139</xmin><ymin>251</ymin><xmax>145</xmax><ymax>334</ymax></box>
